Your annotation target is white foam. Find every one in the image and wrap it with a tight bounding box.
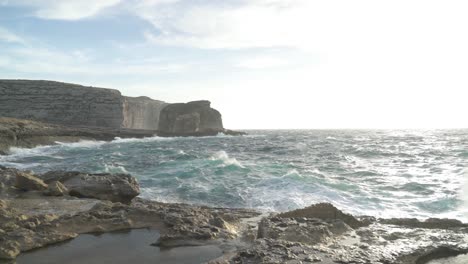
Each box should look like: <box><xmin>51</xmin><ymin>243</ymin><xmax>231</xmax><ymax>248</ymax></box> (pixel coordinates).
<box><xmin>103</xmin><ymin>163</ymin><xmax>129</xmax><ymax>174</ymax></box>
<box><xmin>111</xmin><ymin>136</ymin><xmax>171</xmax><ymax>144</ymax></box>
<box><xmin>4</xmin><ymin>144</ymin><xmax>62</xmax><ymax>160</ymax></box>
<box><xmin>210</xmin><ymin>151</ymin><xmax>244</xmax><ymax>168</ymax></box>
<box><xmin>282</xmin><ymin>169</ymin><xmax>303</xmax><ymax>178</ymax></box>
<box><xmin>56</xmin><ymin>140</ymin><xmax>107</xmax><ymax>148</ymax></box>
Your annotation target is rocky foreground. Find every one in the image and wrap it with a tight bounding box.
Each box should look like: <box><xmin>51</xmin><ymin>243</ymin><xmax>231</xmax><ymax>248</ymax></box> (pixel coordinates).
<box><xmin>1</xmin><ymin>166</ymin><xmax>468</xmax><ymax>263</ymax></box>
<box><xmin>0</xmin><ymin>117</ymin><xmax>156</xmax><ymax>155</ymax></box>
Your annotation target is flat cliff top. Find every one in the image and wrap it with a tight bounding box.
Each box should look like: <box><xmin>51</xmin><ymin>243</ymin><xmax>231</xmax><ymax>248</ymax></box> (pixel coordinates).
<box><xmin>0</xmin><ymin>117</ymin><xmax>59</xmax><ymax>131</ymax></box>
<box><xmin>0</xmin><ymin>79</ymin><xmax>121</xmax><ymax>94</ymax></box>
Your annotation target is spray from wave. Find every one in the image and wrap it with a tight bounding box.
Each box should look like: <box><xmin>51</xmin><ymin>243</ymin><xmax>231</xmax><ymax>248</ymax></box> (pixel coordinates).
<box><xmin>210</xmin><ymin>151</ymin><xmax>244</xmax><ymax>168</ymax></box>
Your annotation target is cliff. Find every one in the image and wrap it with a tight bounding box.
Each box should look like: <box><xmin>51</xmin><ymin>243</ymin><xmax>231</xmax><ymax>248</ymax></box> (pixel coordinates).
<box><xmin>122</xmin><ymin>96</ymin><xmax>168</xmax><ymax>130</ymax></box>
<box><xmin>0</xmin><ymin>80</ymin><xmax>124</xmax><ymax>128</ymax></box>
<box><xmin>158</xmin><ymin>100</ymin><xmax>224</xmax><ymax>136</ymax></box>
<box><xmin>0</xmin><ymin>80</ymin><xmax>230</xmax><ymax>136</ymax></box>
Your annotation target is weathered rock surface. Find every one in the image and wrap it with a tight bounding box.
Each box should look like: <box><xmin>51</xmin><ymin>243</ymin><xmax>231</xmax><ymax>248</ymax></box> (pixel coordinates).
<box><xmin>258</xmin><ymin>216</ymin><xmax>351</xmax><ymax>245</ymax></box>
<box><xmin>224</xmin><ymin>210</ymin><xmax>468</xmax><ymax>264</ymax></box>
<box><xmin>15</xmin><ymin>171</ymin><xmax>48</xmax><ymax>191</ymax></box>
<box><xmin>40</xmin><ymin>171</ymin><xmax>140</xmax><ymax>203</ymax></box>
<box><xmin>0</xmin><ymin>80</ymin><xmax>124</xmax><ymax>128</ymax></box>
<box><xmin>0</xmin><ymin>117</ymin><xmax>157</xmax><ymax>153</ymax></box>
<box><xmin>122</xmin><ymin>96</ymin><xmax>168</xmax><ymax>130</ymax></box>
<box><xmin>0</xmin><ymin>167</ymin><xmax>260</xmax><ymax>261</ymax></box>
<box><xmin>158</xmin><ymin>100</ymin><xmax>224</xmax><ymax>136</ymax></box>
<box><xmin>4</xmin><ymin>167</ymin><xmax>465</xmax><ymax>263</ymax></box>
<box><xmin>278</xmin><ymin>202</ymin><xmax>366</xmax><ymax>229</ymax></box>
<box><xmin>0</xmin><ymin>166</ymin><xmax>18</xmax><ymax>194</ymax></box>
<box><xmin>43</xmin><ymin>181</ymin><xmax>68</xmax><ymax>196</ymax></box>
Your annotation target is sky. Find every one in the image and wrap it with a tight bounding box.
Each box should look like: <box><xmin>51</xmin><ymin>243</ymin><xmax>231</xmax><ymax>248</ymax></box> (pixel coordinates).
<box><xmin>0</xmin><ymin>0</ymin><xmax>467</xmax><ymax>129</ymax></box>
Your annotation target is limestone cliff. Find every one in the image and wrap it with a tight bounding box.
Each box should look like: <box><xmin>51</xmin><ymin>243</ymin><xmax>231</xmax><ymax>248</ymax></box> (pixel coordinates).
<box><xmin>0</xmin><ymin>80</ymin><xmax>229</xmax><ymax>136</ymax></box>
<box><xmin>122</xmin><ymin>96</ymin><xmax>168</xmax><ymax>130</ymax></box>
<box><xmin>0</xmin><ymin>80</ymin><xmax>123</xmax><ymax>128</ymax></box>
<box><xmin>158</xmin><ymin>100</ymin><xmax>224</xmax><ymax>136</ymax></box>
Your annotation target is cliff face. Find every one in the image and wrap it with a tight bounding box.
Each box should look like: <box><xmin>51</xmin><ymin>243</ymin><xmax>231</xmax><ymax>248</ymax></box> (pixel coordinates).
<box><xmin>0</xmin><ymin>80</ymin><xmax>227</xmax><ymax>136</ymax></box>
<box><xmin>158</xmin><ymin>100</ymin><xmax>224</xmax><ymax>135</ymax></box>
<box><xmin>0</xmin><ymin>80</ymin><xmax>124</xmax><ymax>128</ymax></box>
<box><xmin>122</xmin><ymin>96</ymin><xmax>168</xmax><ymax>130</ymax></box>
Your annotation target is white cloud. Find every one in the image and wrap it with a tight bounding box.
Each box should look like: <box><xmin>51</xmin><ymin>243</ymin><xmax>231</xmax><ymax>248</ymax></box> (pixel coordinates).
<box><xmin>0</xmin><ymin>27</ymin><xmax>24</xmax><ymax>43</ymax></box>
<box><xmin>0</xmin><ymin>46</ymin><xmax>188</xmax><ymax>75</ymax></box>
<box><xmin>3</xmin><ymin>0</ymin><xmax>121</xmax><ymax>20</ymax></box>
<box><xmin>233</xmin><ymin>55</ymin><xmax>288</xmax><ymax>69</ymax></box>
<box><xmin>140</xmin><ymin>0</ymin><xmax>310</xmax><ymax>49</ymax></box>
<box><xmin>1</xmin><ymin>0</ymin><xmax>468</xmax><ymax>128</ymax></box>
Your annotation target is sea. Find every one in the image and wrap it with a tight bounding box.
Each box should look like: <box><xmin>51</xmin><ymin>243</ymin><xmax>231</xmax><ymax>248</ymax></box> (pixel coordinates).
<box><xmin>1</xmin><ymin>129</ymin><xmax>467</xmax><ymax>221</ymax></box>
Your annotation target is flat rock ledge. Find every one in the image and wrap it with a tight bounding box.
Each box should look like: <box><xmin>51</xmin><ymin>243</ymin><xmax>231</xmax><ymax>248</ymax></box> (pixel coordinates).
<box><xmin>1</xmin><ymin>167</ymin><xmax>468</xmax><ymax>264</ymax></box>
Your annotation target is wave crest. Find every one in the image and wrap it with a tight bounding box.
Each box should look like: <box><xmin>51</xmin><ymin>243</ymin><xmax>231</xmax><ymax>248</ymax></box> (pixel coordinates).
<box><xmin>210</xmin><ymin>151</ymin><xmax>244</xmax><ymax>168</ymax></box>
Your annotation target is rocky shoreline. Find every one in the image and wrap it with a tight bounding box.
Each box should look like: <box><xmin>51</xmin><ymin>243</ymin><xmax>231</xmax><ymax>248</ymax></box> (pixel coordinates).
<box><xmin>0</xmin><ymin>117</ymin><xmax>245</xmax><ymax>155</ymax></box>
<box><xmin>1</xmin><ymin>166</ymin><xmax>467</xmax><ymax>263</ymax></box>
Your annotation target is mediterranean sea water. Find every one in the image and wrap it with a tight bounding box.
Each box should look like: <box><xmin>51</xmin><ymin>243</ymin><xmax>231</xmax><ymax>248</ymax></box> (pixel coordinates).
<box><xmin>1</xmin><ymin>130</ymin><xmax>467</xmax><ymax>220</ymax></box>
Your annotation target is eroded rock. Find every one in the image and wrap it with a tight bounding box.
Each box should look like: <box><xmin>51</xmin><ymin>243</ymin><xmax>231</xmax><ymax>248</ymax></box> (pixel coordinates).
<box><xmin>258</xmin><ymin>216</ymin><xmax>351</xmax><ymax>245</ymax></box>
<box><xmin>43</xmin><ymin>181</ymin><xmax>68</xmax><ymax>196</ymax></box>
<box><xmin>278</xmin><ymin>202</ymin><xmax>365</xmax><ymax>229</ymax></box>
<box><xmin>40</xmin><ymin>171</ymin><xmax>139</xmax><ymax>203</ymax></box>
<box><xmin>158</xmin><ymin>100</ymin><xmax>224</xmax><ymax>136</ymax></box>
<box><xmin>2</xmin><ymin>167</ymin><xmax>468</xmax><ymax>264</ymax></box>
<box><xmin>15</xmin><ymin>171</ymin><xmax>48</xmax><ymax>191</ymax></box>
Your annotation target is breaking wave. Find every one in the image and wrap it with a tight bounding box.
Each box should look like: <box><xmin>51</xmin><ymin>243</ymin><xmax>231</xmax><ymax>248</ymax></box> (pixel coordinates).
<box><xmin>1</xmin><ymin>129</ymin><xmax>467</xmax><ymax>221</ymax></box>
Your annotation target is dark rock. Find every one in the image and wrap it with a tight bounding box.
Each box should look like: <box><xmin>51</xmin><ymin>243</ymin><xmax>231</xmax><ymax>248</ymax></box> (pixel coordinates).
<box><xmin>258</xmin><ymin>216</ymin><xmax>351</xmax><ymax>245</ymax></box>
<box><xmin>15</xmin><ymin>171</ymin><xmax>48</xmax><ymax>191</ymax></box>
<box><xmin>0</xmin><ymin>117</ymin><xmax>158</xmax><ymax>154</ymax></box>
<box><xmin>278</xmin><ymin>202</ymin><xmax>365</xmax><ymax>229</ymax></box>
<box><xmin>380</xmin><ymin>217</ymin><xmax>468</xmax><ymax>229</ymax></box>
<box><xmin>43</xmin><ymin>181</ymin><xmax>68</xmax><ymax>196</ymax></box>
<box><xmin>224</xmin><ymin>129</ymin><xmax>247</xmax><ymax>136</ymax></box>
<box><xmin>40</xmin><ymin>171</ymin><xmax>140</xmax><ymax>203</ymax></box>
<box><xmin>158</xmin><ymin>100</ymin><xmax>224</xmax><ymax>135</ymax></box>
<box><xmin>415</xmin><ymin>246</ymin><xmax>467</xmax><ymax>264</ymax></box>
<box><xmin>0</xmin><ymin>166</ymin><xmax>19</xmax><ymax>189</ymax></box>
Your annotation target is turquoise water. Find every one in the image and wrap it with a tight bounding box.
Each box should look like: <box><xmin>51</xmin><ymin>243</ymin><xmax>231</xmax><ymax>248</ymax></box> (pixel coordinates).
<box><xmin>1</xmin><ymin>130</ymin><xmax>467</xmax><ymax>220</ymax></box>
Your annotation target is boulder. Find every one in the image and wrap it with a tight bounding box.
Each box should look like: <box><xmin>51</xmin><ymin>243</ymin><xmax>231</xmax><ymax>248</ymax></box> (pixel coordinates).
<box><xmin>0</xmin><ymin>166</ymin><xmax>19</xmax><ymax>189</ymax></box>
<box><xmin>15</xmin><ymin>172</ymin><xmax>48</xmax><ymax>191</ymax></box>
<box><xmin>40</xmin><ymin>171</ymin><xmax>140</xmax><ymax>203</ymax></box>
<box><xmin>277</xmin><ymin>203</ymin><xmax>365</xmax><ymax>229</ymax></box>
<box><xmin>43</xmin><ymin>181</ymin><xmax>68</xmax><ymax>196</ymax></box>
<box><xmin>257</xmin><ymin>216</ymin><xmax>351</xmax><ymax>245</ymax></box>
